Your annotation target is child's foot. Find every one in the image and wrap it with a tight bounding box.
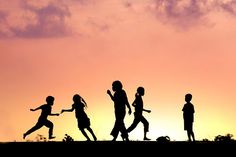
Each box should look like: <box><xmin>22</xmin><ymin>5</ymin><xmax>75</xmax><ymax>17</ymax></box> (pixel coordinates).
<box><xmin>49</xmin><ymin>136</ymin><xmax>56</xmax><ymax>140</ymax></box>
<box><xmin>111</xmin><ymin>137</ymin><xmax>117</xmax><ymax>141</ymax></box>
<box><xmin>144</xmin><ymin>137</ymin><xmax>151</xmax><ymax>141</ymax></box>
<box><xmin>94</xmin><ymin>137</ymin><xmax>97</xmax><ymax>141</ymax></box>
<box><xmin>23</xmin><ymin>133</ymin><xmax>27</xmax><ymax>139</ymax></box>
<box><xmin>121</xmin><ymin>136</ymin><xmax>125</xmax><ymax>141</ymax></box>
<box><xmin>121</xmin><ymin>135</ymin><xmax>129</xmax><ymax>141</ymax></box>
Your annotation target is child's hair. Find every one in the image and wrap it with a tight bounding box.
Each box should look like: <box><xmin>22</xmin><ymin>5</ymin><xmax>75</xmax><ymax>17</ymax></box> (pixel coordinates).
<box><xmin>73</xmin><ymin>94</ymin><xmax>87</xmax><ymax>108</ymax></box>
<box><xmin>137</xmin><ymin>87</ymin><xmax>144</xmax><ymax>95</ymax></box>
<box><xmin>185</xmin><ymin>93</ymin><xmax>192</xmax><ymax>102</ymax></box>
<box><xmin>46</xmin><ymin>96</ymin><xmax>54</xmax><ymax>103</ymax></box>
<box><xmin>112</xmin><ymin>80</ymin><xmax>123</xmax><ymax>91</ymax></box>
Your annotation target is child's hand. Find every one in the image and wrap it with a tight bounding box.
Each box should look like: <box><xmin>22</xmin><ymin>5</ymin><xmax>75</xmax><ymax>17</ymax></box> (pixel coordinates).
<box><xmin>107</xmin><ymin>90</ymin><xmax>111</xmax><ymax>95</ymax></box>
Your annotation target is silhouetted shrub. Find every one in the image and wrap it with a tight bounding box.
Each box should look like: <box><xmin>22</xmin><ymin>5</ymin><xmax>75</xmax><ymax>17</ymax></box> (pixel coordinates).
<box><xmin>63</xmin><ymin>134</ymin><xmax>74</xmax><ymax>142</ymax></box>
<box><xmin>156</xmin><ymin>136</ymin><xmax>170</xmax><ymax>143</ymax></box>
<box><xmin>202</xmin><ymin>138</ymin><xmax>210</xmax><ymax>142</ymax></box>
<box><xmin>214</xmin><ymin>134</ymin><xmax>234</xmax><ymax>142</ymax></box>
<box><xmin>35</xmin><ymin>134</ymin><xmax>47</xmax><ymax>142</ymax></box>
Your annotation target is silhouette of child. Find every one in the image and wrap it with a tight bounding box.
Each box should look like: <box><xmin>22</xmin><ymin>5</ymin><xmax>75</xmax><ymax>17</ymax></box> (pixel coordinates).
<box><xmin>61</xmin><ymin>94</ymin><xmax>97</xmax><ymax>141</ymax></box>
<box><xmin>182</xmin><ymin>93</ymin><xmax>195</xmax><ymax>142</ymax></box>
<box><xmin>23</xmin><ymin>96</ymin><xmax>59</xmax><ymax>140</ymax></box>
<box><xmin>107</xmin><ymin>80</ymin><xmax>132</xmax><ymax>141</ymax></box>
<box><xmin>127</xmin><ymin>87</ymin><xmax>151</xmax><ymax>140</ymax></box>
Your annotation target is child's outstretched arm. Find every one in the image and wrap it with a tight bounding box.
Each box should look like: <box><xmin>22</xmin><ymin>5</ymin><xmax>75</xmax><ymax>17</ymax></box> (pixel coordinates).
<box><xmin>50</xmin><ymin>113</ymin><xmax>60</xmax><ymax>116</ymax></box>
<box><xmin>61</xmin><ymin>107</ymin><xmax>74</xmax><ymax>114</ymax></box>
<box><xmin>143</xmin><ymin>108</ymin><xmax>151</xmax><ymax>113</ymax></box>
<box><xmin>30</xmin><ymin>106</ymin><xmax>41</xmax><ymax>111</ymax></box>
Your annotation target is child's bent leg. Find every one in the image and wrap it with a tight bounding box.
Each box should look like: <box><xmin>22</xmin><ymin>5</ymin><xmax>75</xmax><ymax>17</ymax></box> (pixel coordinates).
<box><xmin>45</xmin><ymin>120</ymin><xmax>54</xmax><ymax>139</ymax></box>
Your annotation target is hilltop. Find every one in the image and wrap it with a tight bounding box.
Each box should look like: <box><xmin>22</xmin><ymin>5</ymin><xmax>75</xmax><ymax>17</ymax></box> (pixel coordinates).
<box><xmin>0</xmin><ymin>141</ymin><xmax>235</xmax><ymax>156</ymax></box>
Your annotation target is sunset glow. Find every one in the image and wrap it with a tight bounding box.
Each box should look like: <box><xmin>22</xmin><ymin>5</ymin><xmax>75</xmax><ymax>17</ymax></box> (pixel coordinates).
<box><xmin>1</xmin><ymin>0</ymin><xmax>236</xmax><ymax>142</ymax></box>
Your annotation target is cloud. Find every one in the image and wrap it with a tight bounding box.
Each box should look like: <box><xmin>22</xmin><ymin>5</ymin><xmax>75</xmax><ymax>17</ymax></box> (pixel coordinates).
<box><xmin>218</xmin><ymin>0</ymin><xmax>236</xmax><ymax>15</ymax></box>
<box><xmin>0</xmin><ymin>11</ymin><xmax>10</xmax><ymax>37</ymax></box>
<box><xmin>148</xmin><ymin>0</ymin><xmax>236</xmax><ymax>29</ymax></box>
<box><xmin>3</xmin><ymin>0</ymin><xmax>236</xmax><ymax>37</ymax></box>
<box><xmin>0</xmin><ymin>11</ymin><xmax>6</xmax><ymax>19</ymax></box>
<box><xmin>149</xmin><ymin>0</ymin><xmax>211</xmax><ymax>29</ymax></box>
<box><xmin>124</xmin><ymin>1</ymin><xmax>133</xmax><ymax>8</ymax></box>
<box><xmin>86</xmin><ymin>16</ymin><xmax>110</xmax><ymax>32</ymax></box>
<box><xmin>0</xmin><ymin>0</ymin><xmax>108</xmax><ymax>38</ymax></box>
<box><xmin>0</xmin><ymin>0</ymin><xmax>72</xmax><ymax>38</ymax></box>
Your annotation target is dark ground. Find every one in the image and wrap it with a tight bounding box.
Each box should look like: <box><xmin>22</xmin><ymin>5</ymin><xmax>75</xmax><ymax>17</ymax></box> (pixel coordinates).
<box><xmin>0</xmin><ymin>141</ymin><xmax>235</xmax><ymax>156</ymax></box>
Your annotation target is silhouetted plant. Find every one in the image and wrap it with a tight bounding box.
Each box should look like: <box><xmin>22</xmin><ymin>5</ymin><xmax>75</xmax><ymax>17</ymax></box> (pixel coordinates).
<box><xmin>214</xmin><ymin>134</ymin><xmax>234</xmax><ymax>142</ymax></box>
<box><xmin>26</xmin><ymin>139</ymin><xmax>33</xmax><ymax>142</ymax></box>
<box><xmin>202</xmin><ymin>138</ymin><xmax>210</xmax><ymax>142</ymax></box>
<box><xmin>63</xmin><ymin>134</ymin><xmax>74</xmax><ymax>142</ymax></box>
<box><xmin>156</xmin><ymin>136</ymin><xmax>170</xmax><ymax>143</ymax></box>
<box><xmin>35</xmin><ymin>134</ymin><xmax>47</xmax><ymax>142</ymax></box>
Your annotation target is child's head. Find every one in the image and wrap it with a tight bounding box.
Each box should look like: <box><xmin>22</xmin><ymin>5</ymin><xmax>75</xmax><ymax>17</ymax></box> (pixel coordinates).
<box><xmin>112</xmin><ymin>80</ymin><xmax>123</xmax><ymax>92</ymax></box>
<box><xmin>46</xmin><ymin>96</ymin><xmax>54</xmax><ymax>105</ymax></box>
<box><xmin>185</xmin><ymin>93</ymin><xmax>192</xmax><ymax>102</ymax></box>
<box><xmin>137</xmin><ymin>87</ymin><xmax>145</xmax><ymax>96</ymax></box>
<box><xmin>73</xmin><ymin>94</ymin><xmax>81</xmax><ymax>103</ymax></box>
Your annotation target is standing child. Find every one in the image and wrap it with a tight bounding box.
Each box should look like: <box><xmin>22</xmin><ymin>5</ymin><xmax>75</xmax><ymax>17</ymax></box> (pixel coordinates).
<box><xmin>182</xmin><ymin>93</ymin><xmax>195</xmax><ymax>142</ymax></box>
<box><xmin>107</xmin><ymin>80</ymin><xmax>132</xmax><ymax>141</ymax></box>
<box><xmin>61</xmin><ymin>94</ymin><xmax>97</xmax><ymax>141</ymax></box>
<box><xmin>127</xmin><ymin>87</ymin><xmax>151</xmax><ymax>140</ymax></box>
<box><xmin>23</xmin><ymin>96</ymin><xmax>59</xmax><ymax>140</ymax></box>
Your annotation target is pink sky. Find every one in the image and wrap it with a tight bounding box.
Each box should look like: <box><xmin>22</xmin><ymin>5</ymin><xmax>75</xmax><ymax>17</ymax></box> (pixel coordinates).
<box><xmin>0</xmin><ymin>0</ymin><xmax>236</xmax><ymax>142</ymax></box>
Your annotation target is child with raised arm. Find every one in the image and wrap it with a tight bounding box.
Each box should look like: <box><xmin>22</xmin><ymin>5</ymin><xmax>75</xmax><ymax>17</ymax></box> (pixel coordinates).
<box><xmin>127</xmin><ymin>87</ymin><xmax>151</xmax><ymax>140</ymax></box>
<box><xmin>61</xmin><ymin>94</ymin><xmax>97</xmax><ymax>141</ymax></box>
<box><xmin>107</xmin><ymin>80</ymin><xmax>132</xmax><ymax>141</ymax></box>
<box><xmin>23</xmin><ymin>96</ymin><xmax>59</xmax><ymax>140</ymax></box>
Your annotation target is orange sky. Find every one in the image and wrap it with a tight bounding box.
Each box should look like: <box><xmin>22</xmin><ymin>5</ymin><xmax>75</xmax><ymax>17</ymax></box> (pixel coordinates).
<box><xmin>0</xmin><ymin>0</ymin><xmax>236</xmax><ymax>142</ymax></box>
